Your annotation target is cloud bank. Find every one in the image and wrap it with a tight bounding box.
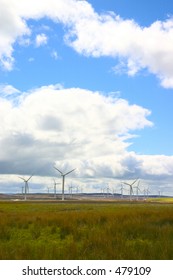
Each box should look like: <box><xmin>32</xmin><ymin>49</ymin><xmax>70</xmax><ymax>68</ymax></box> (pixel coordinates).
<box><xmin>0</xmin><ymin>0</ymin><xmax>173</xmax><ymax>87</ymax></box>
<box><xmin>0</xmin><ymin>84</ymin><xmax>173</xmax><ymax>193</ymax></box>
<box><xmin>0</xmin><ymin>84</ymin><xmax>151</xmax><ymax>176</ymax></box>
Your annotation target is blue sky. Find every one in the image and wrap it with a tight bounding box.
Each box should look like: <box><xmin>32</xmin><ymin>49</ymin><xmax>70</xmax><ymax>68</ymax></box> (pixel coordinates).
<box><xmin>0</xmin><ymin>0</ymin><xmax>173</xmax><ymax>195</ymax></box>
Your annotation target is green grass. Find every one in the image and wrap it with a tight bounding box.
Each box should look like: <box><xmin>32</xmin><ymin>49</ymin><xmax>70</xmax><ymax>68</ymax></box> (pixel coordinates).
<box><xmin>0</xmin><ymin>201</ymin><xmax>173</xmax><ymax>259</ymax></box>
<box><xmin>148</xmin><ymin>197</ymin><xmax>173</xmax><ymax>203</ymax></box>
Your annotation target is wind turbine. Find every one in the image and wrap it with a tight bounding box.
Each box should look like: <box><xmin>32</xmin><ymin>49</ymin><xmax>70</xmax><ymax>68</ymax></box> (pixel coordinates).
<box><xmin>120</xmin><ymin>183</ymin><xmax>125</xmax><ymax>199</ymax></box>
<box><xmin>133</xmin><ymin>180</ymin><xmax>141</xmax><ymax>200</ymax></box>
<box><xmin>69</xmin><ymin>185</ymin><xmax>73</xmax><ymax>198</ymax></box>
<box><xmin>146</xmin><ymin>187</ymin><xmax>151</xmax><ymax>198</ymax></box>
<box><xmin>68</xmin><ymin>182</ymin><xmax>75</xmax><ymax>198</ymax></box>
<box><xmin>143</xmin><ymin>186</ymin><xmax>150</xmax><ymax>199</ymax></box>
<box><xmin>106</xmin><ymin>184</ymin><xmax>111</xmax><ymax>197</ymax></box>
<box><xmin>100</xmin><ymin>187</ymin><xmax>104</xmax><ymax>197</ymax></box>
<box><xmin>122</xmin><ymin>179</ymin><xmax>138</xmax><ymax>201</ymax></box>
<box><xmin>158</xmin><ymin>188</ymin><xmax>162</xmax><ymax>198</ymax></box>
<box><xmin>76</xmin><ymin>185</ymin><xmax>79</xmax><ymax>194</ymax></box>
<box><xmin>54</xmin><ymin>167</ymin><xmax>75</xmax><ymax>201</ymax></box>
<box><xmin>18</xmin><ymin>175</ymin><xmax>33</xmax><ymax>200</ymax></box>
<box><xmin>21</xmin><ymin>186</ymin><xmax>24</xmax><ymax>195</ymax></box>
<box><xmin>53</xmin><ymin>178</ymin><xmax>60</xmax><ymax>199</ymax></box>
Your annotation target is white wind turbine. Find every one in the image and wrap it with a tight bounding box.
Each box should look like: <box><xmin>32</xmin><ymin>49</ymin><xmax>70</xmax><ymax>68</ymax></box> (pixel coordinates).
<box><xmin>53</xmin><ymin>178</ymin><xmax>60</xmax><ymax>199</ymax></box>
<box><xmin>68</xmin><ymin>184</ymin><xmax>73</xmax><ymax>198</ymax></box>
<box><xmin>106</xmin><ymin>184</ymin><xmax>111</xmax><ymax>197</ymax></box>
<box><xmin>54</xmin><ymin>167</ymin><xmax>75</xmax><ymax>201</ymax></box>
<box><xmin>133</xmin><ymin>180</ymin><xmax>141</xmax><ymax>200</ymax></box>
<box><xmin>143</xmin><ymin>186</ymin><xmax>150</xmax><ymax>199</ymax></box>
<box><xmin>18</xmin><ymin>175</ymin><xmax>33</xmax><ymax>200</ymax></box>
<box><xmin>122</xmin><ymin>179</ymin><xmax>138</xmax><ymax>201</ymax></box>
<box><xmin>68</xmin><ymin>182</ymin><xmax>76</xmax><ymax>198</ymax></box>
<box><xmin>21</xmin><ymin>186</ymin><xmax>24</xmax><ymax>195</ymax></box>
<box><xmin>120</xmin><ymin>183</ymin><xmax>125</xmax><ymax>199</ymax></box>
<box><xmin>145</xmin><ymin>187</ymin><xmax>151</xmax><ymax>198</ymax></box>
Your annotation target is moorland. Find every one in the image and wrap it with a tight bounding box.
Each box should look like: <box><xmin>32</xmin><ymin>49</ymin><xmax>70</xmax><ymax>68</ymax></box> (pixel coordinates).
<box><xmin>0</xmin><ymin>199</ymin><xmax>173</xmax><ymax>259</ymax></box>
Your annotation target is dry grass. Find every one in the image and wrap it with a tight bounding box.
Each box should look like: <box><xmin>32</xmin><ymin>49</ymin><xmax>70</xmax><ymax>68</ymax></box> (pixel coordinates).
<box><xmin>0</xmin><ymin>201</ymin><xmax>173</xmax><ymax>259</ymax></box>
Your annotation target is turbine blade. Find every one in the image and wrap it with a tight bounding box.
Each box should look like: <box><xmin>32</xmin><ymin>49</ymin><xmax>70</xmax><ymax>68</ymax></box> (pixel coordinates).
<box><xmin>27</xmin><ymin>174</ymin><xmax>33</xmax><ymax>182</ymax></box>
<box><xmin>18</xmin><ymin>176</ymin><xmax>25</xmax><ymax>181</ymax></box>
<box><xmin>131</xmin><ymin>178</ymin><xmax>138</xmax><ymax>186</ymax></box>
<box><xmin>54</xmin><ymin>166</ymin><xmax>63</xmax><ymax>175</ymax></box>
<box><xmin>64</xmin><ymin>168</ymin><xmax>76</xmax><ymax>176</ymax></box>
<box><xmin>122</xmin><ymin>182</ymin><xmax>130</xmax><ymax>186</ymax></box>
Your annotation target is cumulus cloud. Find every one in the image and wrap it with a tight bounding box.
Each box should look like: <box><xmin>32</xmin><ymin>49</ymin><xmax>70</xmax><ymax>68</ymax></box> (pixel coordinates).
<box><xmin>0</xmin><ymin>84</ymin><xmax>20</xmax><ymax>96</ymax></box>
<box><xmin>35</xmin><ymin>33</ymin><xmax>48</xmax><ymax>47</ymax></box>
<box><xmin>0</xmin><ymin>0</ymin><xmax>173</xmax><ymax>87</ymax></box>
<box><xmin>0</xmin><ymin>84</ymin><xmax>173</xmax><ymax>194</ymax></box>
<box><xmin>0</xmin><ymin>84</ymin><xmax>152</xmax><ymax>178</ymax></box>
<box><xmin>0</xmin><ymin>0</ymin><xmax>30</xmax><ymax>70</ymax></box>
<box><xmin>66</xmin><ymin>13</ymin><xmax>173</xmax><ymax>87</ymax></box>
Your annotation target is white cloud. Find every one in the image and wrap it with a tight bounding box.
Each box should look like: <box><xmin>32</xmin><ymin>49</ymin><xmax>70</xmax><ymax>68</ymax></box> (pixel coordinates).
<box><xmin>0</xmin><ymin>0</ymin><xmax>173</xmax><ymax>87</ymax></box>
<box><xmin>0</xmin><ymin>84</ymin><xmax>173</xmax><ymax>194</ymax></box>
<box><xmin>51</xmin><ymin>50</ymin><xmax>59</xmax><ymax>60</ymax></box>
<box><xmin>0</xmin><ymin>0</ymin><xmax>30</xmax><ymax>70</ymax></box>
<box><xmin>139</xmin><ymin>154</ymin><xmax>173</xmax><ymax>177</ymax></box>
<box><xmin>0</xmin><ymin>85</ymin><xmax>152</xmax><ymax>177</ymax></box>
<box><xmin>35</xmin><ymin>33</ymin><xmax>48</xmax><ymax>47</ymax></box>
<box><xmin>0</xmin><ymin>84</ymin><xmax>20</xmax><ymax>96</ymax></box>
<box><xmin>66</xmin><ymin>13</ymin><xmax>173</xmax><ymax>87</ymax></box>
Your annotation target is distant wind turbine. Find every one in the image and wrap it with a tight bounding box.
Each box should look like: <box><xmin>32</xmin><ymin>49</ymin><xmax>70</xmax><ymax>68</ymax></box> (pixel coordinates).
<box><xmin>54</xmin><ymin>167</ymin><xmax>75</xmax><ymax>200</ymax></box>
<box><xmin>122</xmin><ymin>179</ymin><xmax>138</xmax><ymax>201</ymax></box>
<box><xmin>146</xmin><ymin>187</ymin><xmax>151</xmax><ymax>198</ymax></box>
<box><xmin>143</xmin><ymin>186</ymin><xmax>150</xmax><ymax>199</ymax></box>
<box><xmin>69</xmin><ymin>184</ymin><xmax>73</xmax><ymax>197</ymax></box>
<box><xmin>120</xmin><ymin>183</ymin><xmax>125</xmax><ymax>199</ymax></box>
<box><xmin>133</xmin><ymin>180</ymin><xmax>141</xmax><ymax>200</ymax></box>
<box><xmin>75</xmin><ymin>185</ymin><xmax>79</xmax><ymax>194</ymax></box>
<box><xmin>106</xmin><ymin>184</ymin><xmax>111</xmax><ymax>197</ymax></box>
<box><xmin>21</xmin><ymin>186</ymin><xmax>24</xmax><ymax>195</ymax></box>
<box><xmin>158</xmin><ymin>188</ymin><xmax>162</xmax><ymax>197</ymax></box>
<box><xmin>53</xmin><ymin>178</ymin><xmax>60</xmax><ymax>199</ymax></box>
<box><xmin>18</xmin><ymin>175</ymin><xmax>33</xmax><ymax>200</ymax></box>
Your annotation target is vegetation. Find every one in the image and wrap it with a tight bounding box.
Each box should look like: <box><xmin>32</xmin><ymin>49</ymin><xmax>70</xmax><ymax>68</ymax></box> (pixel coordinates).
<box><xmin>148</xmin><ymin>197</ymin><xmax>173</xmax><ymax>203</ymax></box>
<box><xmin>0</xmin><ymin>201</ymin><xmax>173</xmax><ymax>259</ymax></box>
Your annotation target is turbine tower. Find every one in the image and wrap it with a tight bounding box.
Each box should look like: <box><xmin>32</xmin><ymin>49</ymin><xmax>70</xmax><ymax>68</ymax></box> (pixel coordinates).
<box><xmin>122</xmin><ymin>179</ymin><xmax>138</xmax><ymax>201</ymax></box>
<box><xmin>54</xmin><ymin>167</ymin><xmax>75</xmax><ymax>201</ymax></box>
<box><xmin>19</xmin><ymin>175</ymin><xmax>33</xmax><ymax>200</ymax></box>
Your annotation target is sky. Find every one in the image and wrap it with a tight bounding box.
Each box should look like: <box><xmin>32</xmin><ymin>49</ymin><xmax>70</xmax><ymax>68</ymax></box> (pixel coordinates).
<box><xmin>0</xmin><ymin>0</ymin><xmax>173</xmax><ymax>195</ymax></box>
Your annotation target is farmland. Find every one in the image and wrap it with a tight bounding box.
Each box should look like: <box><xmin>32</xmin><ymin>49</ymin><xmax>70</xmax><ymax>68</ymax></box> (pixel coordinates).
<box><xmin>0</xmin><ymin>200</ymin><xmax>173</xmax><ymax>260</ymax></box>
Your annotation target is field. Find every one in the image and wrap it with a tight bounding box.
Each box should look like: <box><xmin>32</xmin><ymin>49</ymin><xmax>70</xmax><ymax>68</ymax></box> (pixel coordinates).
<box><xmin>0</xmin><ymin>200</ymin><xmax>173</xmax><ymax>260</ymax></box>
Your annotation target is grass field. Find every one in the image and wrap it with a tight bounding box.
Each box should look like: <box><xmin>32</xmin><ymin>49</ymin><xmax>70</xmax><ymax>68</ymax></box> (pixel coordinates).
<box><xmin>0</xmin><ymin>200</ymin><xmax>173</xmax><ymax>260</ymax></box>
<box><xmin>148</xmin><ymin>197</ymin><xmax>173</xmax><ymax>203</ymax></box>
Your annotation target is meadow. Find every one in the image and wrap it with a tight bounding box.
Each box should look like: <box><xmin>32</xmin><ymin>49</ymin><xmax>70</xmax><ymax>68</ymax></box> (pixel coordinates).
<box><xmin>0</xmin><ymin>200</ymin><xmax>173</xmax><ymax>260</ymax></box>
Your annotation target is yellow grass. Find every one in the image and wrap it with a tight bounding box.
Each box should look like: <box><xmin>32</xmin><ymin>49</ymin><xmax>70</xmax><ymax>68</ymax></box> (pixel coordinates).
<box><xmin>0</xmin><ymin>201</ymin><xmax>173</xmax><ymax>260</ymax></box>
